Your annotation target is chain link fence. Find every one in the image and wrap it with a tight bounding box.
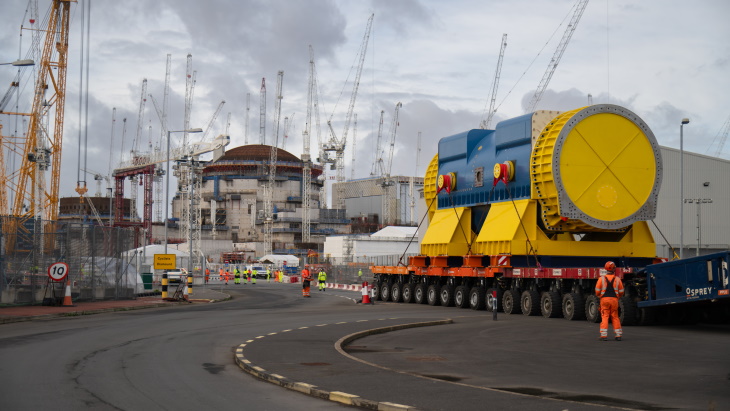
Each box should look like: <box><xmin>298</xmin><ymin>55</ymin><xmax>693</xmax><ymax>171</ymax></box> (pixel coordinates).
<box><xmin>316</xmin><ymin>253</ymin><xmax>417</xmax><ymax>285</ymax></box>
<box><xmin>1</xmin><ymin>217</ymin><xmax>139</xmax><ymax>305</ymax></box>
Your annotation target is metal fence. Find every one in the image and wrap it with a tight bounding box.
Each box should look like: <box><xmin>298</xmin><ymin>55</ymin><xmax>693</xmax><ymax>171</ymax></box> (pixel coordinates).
<box><xmin>0</xmin><ymin>217</ymin><xmax>139</xmax><ymax>305</ymax></box>
<box><xmin>316</xmin><ymin>253</ymin><xmax>418</xmax><ymax>285</ymax></box>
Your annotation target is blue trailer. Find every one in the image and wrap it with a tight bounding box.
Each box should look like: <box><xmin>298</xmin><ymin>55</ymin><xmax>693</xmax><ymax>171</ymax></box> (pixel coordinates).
<box><xmin>629</xmin><ymin>252</ymin><xmax>730</xmax><ymax>324</ymax></box>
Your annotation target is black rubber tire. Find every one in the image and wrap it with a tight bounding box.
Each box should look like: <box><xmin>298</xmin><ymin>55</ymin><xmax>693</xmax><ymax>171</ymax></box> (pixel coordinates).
<box><xmin>520</xmin><ymin>290</ymin><xmax>540</xmax><ymax>316</ymax></box>
<box><xmin>414</xmin><ymin>284</ymin><xmax>427</xmax><ymax>304</ymax></box>
<box><xmin>380</xmin><ymin>282</ymin><xmax>391</xmax><ymax>302</ymax></box>
<box><xmin>541</xmin><ymin>291</ymin><xmax>562</xmax><ymax>318</ymax></box>
<box><xmin>618</xmin><ymin>296</ymin><xmax>638</xmax><ymax>325</ymax></box>
<box><xmin>402</xmin><ymin>284</ymin><xmax>414</xmax><ymax>303</ymax></box>
<box><xmin>454</xmin><ymin>286</ymin><xmax>469</xmax><ymax>308</ymax></box>
<box><xmin>502</xmin><ymin>289</ymin><xmax>520</xmax><ymax>314</ymax></box>
<box><xmin>585</xmin><ymin>294</ymin><xmax>601</xmax><ymax>323</ymax></box>
<box><xmin>469</xmin><ymin>286</ymin><xmax>486</xmax><ymax>310</ymax></box>
<box><xmin>562</xmin><ymin>292</ymin><xmax>586</xmax><ymax>321</ymax></box>
<box><xmin>372</xmin><ymin>282</ymin><xmax>381</xmax><ymax>301</ymax></box>
<box><xmin>390</xmin><ymin>283</ymin><xmax>403</xmax><ymax>303</ymax></box>
<box><xmin>439</xmin><ymin>285</ymin><xmax>455</xmax><ymax>307</ymax></box>
<box><xmin>637</xmin><ymin>307</ymin><xmax>656</xmax><ymax>326</ymax></box>
<box><xmin>486</xmin><ymin>287</ymin><xmax>504</xmax><ymax>312</ymax></box>
<box><xmin>427</xmin><ymin>284</ymin><xmax>441</xmax><ymax>306</ymax></box>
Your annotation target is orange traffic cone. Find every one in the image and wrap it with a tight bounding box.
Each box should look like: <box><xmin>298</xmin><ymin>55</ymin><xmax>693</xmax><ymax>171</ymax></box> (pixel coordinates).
<box><xmin>361</xmin><ymin>281</ymin><xmax>372</xmax><ymax>304</ymax></box>
<box><xmin>62</xmin><ymin>278</ymin><xmax>74</xmax><ymax>306</ymax></box>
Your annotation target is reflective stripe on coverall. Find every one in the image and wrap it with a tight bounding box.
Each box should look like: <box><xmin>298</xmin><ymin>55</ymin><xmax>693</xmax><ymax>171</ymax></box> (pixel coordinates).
<box><xmin>595</xmin><ymin>274</ymin><xmax>624</xmax><ymax>338</ymax></box>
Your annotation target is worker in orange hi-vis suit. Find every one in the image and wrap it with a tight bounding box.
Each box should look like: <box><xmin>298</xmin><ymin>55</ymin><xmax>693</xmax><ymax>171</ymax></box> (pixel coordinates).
<box><xmin>218</xmin><ymin>268</ymin><xmax>224</xmax><ymax>283</ymax></box>
<box><xmin>301</xmin><ymin>266</ymin><xmax>312</xmax><ymax>297</ymax></box>
<box><xmin>595</xmin><ymin>261</ymin><xmax>625</xmax><ymax>341</ymax></box>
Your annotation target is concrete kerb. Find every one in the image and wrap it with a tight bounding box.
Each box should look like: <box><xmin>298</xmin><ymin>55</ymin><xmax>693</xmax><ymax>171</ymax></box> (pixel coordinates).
<box><xmin>234</xmin><ymin>318</ymin><xmax>453</xmax><ymax>410</ymax></box>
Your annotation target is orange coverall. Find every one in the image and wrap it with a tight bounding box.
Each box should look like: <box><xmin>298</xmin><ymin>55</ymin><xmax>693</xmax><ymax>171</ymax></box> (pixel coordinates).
<box><xmin>595</xmin><ymin>274</ymin><xmax>625</xmax><ymax>339</ymax></box>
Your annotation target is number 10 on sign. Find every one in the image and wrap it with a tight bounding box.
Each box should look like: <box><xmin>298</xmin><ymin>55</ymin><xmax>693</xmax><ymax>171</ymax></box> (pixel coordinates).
<box><xmin>48</xmin><ymin>262</ymin><xmax>69</xmax><ymax>282</ymax></box>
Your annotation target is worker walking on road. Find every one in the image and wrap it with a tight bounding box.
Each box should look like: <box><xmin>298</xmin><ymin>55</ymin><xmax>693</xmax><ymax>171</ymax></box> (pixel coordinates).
<box><xmin>234</xmin><ymin>267</ymin><xmax>241</xmax><ymax>285</ymax></box>
<box><xmin>595</xmin><ymin>261</ymin><xmax>625</xmax><ymax>341</ymax></box>
<box><xmin>205</xmin><ymin>268</ymin><xmax>210</xmax><ymax>284</ymax></box>
<box><xmin>252</xmin><ymin>268</ymin><xmax>257</xmax><ymax>284</ymax></box>
<box><xmin>358</xmin><ymin>268</ymin><xmax>363</xmax><ymax>280</ymax></box>
<box><xmin>318</xmin><ymin>268</ymin><xmax>327</xmax><ymax>291</ymax></box>
<box><xmin>266</xmin><ymin>268</ymin><xmax>271</xmax><ymax>282</ymax></box>
<box><xmin>302</xmin><ymin>266</ymin><xmax>312</xmax><ymax>297</ymax></box>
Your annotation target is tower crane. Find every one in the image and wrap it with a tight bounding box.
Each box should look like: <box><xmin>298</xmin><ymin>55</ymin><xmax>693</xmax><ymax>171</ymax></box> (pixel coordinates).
<box><xmin>244</xmin><ymin>92</ymin><xmax>251</xmax><ymax>145</ymax></box>
<box><xmin>409</xmin><ymin>131</ymin><xmax>422</xmax><ymax>224</ymax></box>
<box><xmin>225</xmin><ymin>112</ymin><xmax>232</xmax><ymax>136</ymax></box>
<box><xmin>282</xmin><ymin>113</ymin><xmax>295</xmax><ymax>150</ymax></box>
<box><xmin>480</xmin><ymin>33</ymin><xmax>508</xmax><ymax>129</ymax></box>
<box><xmin>7</xmin><ymin>0</ymin><xmax>72</xmax><ymax>231</ymax></box>
<box><xmin>350</xmin><ymin>114</ymin><xmax>357</xmax><ymax>180</ymax></box>
<box><xmin>259</xmin><ymin>78</ymin><xmax>266</xmax><ymax>145</ymax></box>
<box><xmin>381</xmin><ymin>102</ymin><xmax>402</xmax><ymax>226</ymax></box>
<box><xmin>82</xmin><ymin>168</ymin><xmax>110</xmax><ymax>197</ymax></box>
<box><xmin>202</xmin><ymin>100</ymin><xmax>226</xmax><ymax>141</ymax></box>
<box><xmin>707</xmin><ymin>113</ymin><xmax>730</xmax><ymax>158</ymax></box>
<box><xmin>264</xmin><ymin>71</ymin><xmax>284</xmax><ymax>256</ymax></box>
<box><xmin>323</xmin><ymin>13</ymin><xmax>374</xmax><ymax>208</ymax></box>
<box><xmin>525</xmin><ymin>0</ymin><xmax>589</xmax><ymax>112</ymax></box>
<box><xmin>302</xmin><ymin>45</ymin><xmax>320</xmax><ymax>242</ymax></box>
<box><xmin>370</xmin><ymin>110</ymin><xmax>385</xmax><ymax>177</ymax></box>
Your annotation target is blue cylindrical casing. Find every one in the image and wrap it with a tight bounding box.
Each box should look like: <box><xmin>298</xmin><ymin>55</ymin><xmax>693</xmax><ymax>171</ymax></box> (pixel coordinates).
<box><xmin>437</xmin><ymin>112</ymin><xmax>535</xmax><ymax>210</ymax></box>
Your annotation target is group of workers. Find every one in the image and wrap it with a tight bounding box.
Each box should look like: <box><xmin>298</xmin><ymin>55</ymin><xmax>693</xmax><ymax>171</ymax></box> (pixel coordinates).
<box><xmin>300</xmin><ymin>265</ymin><xmax>331</xmax><ymax>297</ymax></box>
<box><xmin>204</xmin><ymin>266</ymin><xmax>285</xmax><ymax>285</ymax></box>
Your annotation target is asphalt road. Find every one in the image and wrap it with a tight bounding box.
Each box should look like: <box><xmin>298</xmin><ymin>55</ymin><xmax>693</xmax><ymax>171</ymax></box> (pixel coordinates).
<box><xmin>1</xmin><ymin>281</ymin><xmax>727</xmax><ymax>410</ymax></box>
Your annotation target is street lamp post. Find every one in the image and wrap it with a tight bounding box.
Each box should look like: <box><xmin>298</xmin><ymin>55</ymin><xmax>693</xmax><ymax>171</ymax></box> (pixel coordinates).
<box><xmin>164</xmin><ymin>129</ymin><xmax>202</xmax><ymax>257</ymax></box>
<box><xmin>679</xmin><ymin>118</ymin><xmax>689</xmax><ymax>259</ymax></box>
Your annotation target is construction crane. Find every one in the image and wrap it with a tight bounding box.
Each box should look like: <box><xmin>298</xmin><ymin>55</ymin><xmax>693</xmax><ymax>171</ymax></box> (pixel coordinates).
<box><xmin>244</xmin><ymin>92</ymin><xmax>251</xmax><ymax>145</ymax></box>
<box><xmin>381</xmin><ymin>102</ymin><xmax>402</xmax><ymax>226</ymax></box>
<box><xmin>82</xmin><ymin>168</ymin><xmax>110</xmax><ymax>197</ymax></box>
<box><xmin>202</xmin><ymin>100</ymin><xmax>225</xmax><ymax>141</ymax></box>
<box><xmin>322</xmin><ymin>13</ymin><xmax>374</xmax><ymax>208</ymax></box>
<box><xmin>302</xmin><ymin>46</ymin><xmax>319</xmax><ymax>242</ymax></box>
<box><xmin>6</xmin><ymin>0</ymin><xmax>72</xmax><ymax>230</ymax></box>
<box><xmin>707</xmin><ymin>113</ymin><xmax>730</xmax><ymax>158</ymax></box>
<box><xmin>370</xmin><ymin>110</ymin><xmax>386</xmax><ymax>177</ymax></box>
<box><xmin>282</xmin><ymin>113</ymin><xmax>295</xmax><ymax>150</ymax></box>
<box><xmin>264</xmin><ymin>71</ymin><xmax>284</xmax><ymax>256</ymax></box>
<box><xmin>225</xmin><ymin>112</ymin><xmax>232</xmax><ymax>136</ymax></box>
<box><xmin>480</xmin><ymin>33</ymin><xmax>508</xmax><ymax>129</ymax></box>
<box><xmin>259</xmin><ymin>78</ymin><xmax>266</xmax><ymax>145</ymax></box>
<box><xmin>525</xmin><ymin>0</ymin><xmax>589</xmax><ymax>112</ymax></box>
<box><xmin>350</xmin><ymin>114</ymin><xmax>357</xmax><ymax>180</ymax></box>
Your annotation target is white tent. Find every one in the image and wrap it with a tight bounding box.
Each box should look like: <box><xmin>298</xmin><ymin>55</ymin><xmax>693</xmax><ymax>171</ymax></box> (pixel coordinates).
<box><xmin>258</xmin><ymin>254</ymin><xmax>299</xmax><ymax>267</ymax></box>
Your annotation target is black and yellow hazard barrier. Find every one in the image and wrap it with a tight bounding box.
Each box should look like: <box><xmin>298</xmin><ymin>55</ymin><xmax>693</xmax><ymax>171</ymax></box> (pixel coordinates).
<box><xmin>162</xmin><ymin>273</ymin><xmax>168</xmax><ymax>298</ymax></box>
<box><xmin>187</xmin><ymin>274</ymin><xmax>193</xmax><ymax>296</ymax></box>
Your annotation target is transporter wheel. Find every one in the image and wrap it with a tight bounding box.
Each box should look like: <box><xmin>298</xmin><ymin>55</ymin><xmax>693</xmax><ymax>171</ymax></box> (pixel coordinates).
<box><xmin>585</xmin><ymin>295</ymin><xmax>601</xmax><ymax>323</ymax></box>
<box><xmin>439</xmin><ymin>285</ymin><xmax>455</xmax><ymax>307</ymax></box>
<box><xmin>427</xmin><ymin>284</ymin><xmax>441</xmax><ymax>306</ymax></box>
<box><xmin>637</xmin><ymin>307</ymin><xmax>656</xmax><ymax>326</ymax></box>
<box><xmin>502</xmin><ymin>290</ymin><xmax>520</xmax><ymax>315</ymax></box>
<box><xmin>390</xmin><ymin>283</ymin><xmax>403</xmax><ymax>303</ymax></box>
<box><xmin>486</xmin><ymin>288</ymin><xmax>503</xmax><ymax>312</ymax></box>
<box><xmin>402</xmin><ymin>284</ymin><xmax>414</xmax><ymax>303</ymax></box>
<box><xmin>520</xmin><ymin>290</ymin><xmax>540</xmax><ymax>316</ymax></box>
<box><xmin>380</xmin><ymin>282</ymin><xmax>391</xmax><ymax>302</ymax></box>
<box><xmin>414</xmin><ymin>284</ymin><xmax>427</xmax><ymax>304</ymax></box>
<box><xmin>562</xmin><ymin>292</ymin><xmax>586</xmax><ymax>321</ymax></box>
<box><xmin>618</xmin><ymin>296</ymin><xmax>638</xmax><ymax>325</ymax></box>
<box><xmin>454</xmin><ymin>286</ymin><xmax>469</xmax><ymax>308</ymax></box>
<box><xmin>541</xmin><ymin>291</ymin><xmax>562</xmax><ymax>318</ymax></box>
<box><xmin>372</xmin><ymin>282</ymin><xmax>381</xmax><ymax>301</ymax></box>
<box><xmin>469</xmin><ymin>286</ymin><xmax>486</xmax><ymax>310</ymax></box>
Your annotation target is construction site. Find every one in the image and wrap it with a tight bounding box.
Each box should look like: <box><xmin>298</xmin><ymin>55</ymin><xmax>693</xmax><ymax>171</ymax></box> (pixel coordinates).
<box><xmin>0</xmin><ymin>1</ymin><xmax>728</xmax><ymax>307</ymax></box>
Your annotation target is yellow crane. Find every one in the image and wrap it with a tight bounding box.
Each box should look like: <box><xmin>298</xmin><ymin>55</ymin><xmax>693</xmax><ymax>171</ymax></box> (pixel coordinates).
<box><xmin>2</xmin><ymin>0</ymin><xmax>73</xmax><ymax>249</ymax></box>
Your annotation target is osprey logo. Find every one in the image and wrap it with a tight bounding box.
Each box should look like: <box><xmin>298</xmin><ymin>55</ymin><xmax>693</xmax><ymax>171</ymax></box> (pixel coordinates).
<box><xmin>686</xmin><ymin>287</ymin><xmax>713</xmax><ymax>297</ymax></box>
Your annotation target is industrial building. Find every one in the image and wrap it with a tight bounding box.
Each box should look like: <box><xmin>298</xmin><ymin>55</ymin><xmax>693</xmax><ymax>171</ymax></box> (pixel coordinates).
<box><xmin>332</xmin><ymin>175</ymin><xmax>424</xmax><ymax>227</ymax></box>
<box><xmin>165</xmin><ymin>144</ymin><xmax>351</xmax><ymax>261</ymax></box>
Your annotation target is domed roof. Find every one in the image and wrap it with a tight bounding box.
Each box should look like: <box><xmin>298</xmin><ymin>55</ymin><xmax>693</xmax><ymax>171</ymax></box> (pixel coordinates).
<box><xmin>216</xmin><ymin>145</ymin><xmax>301</xmax><ymax>163</ymax></box>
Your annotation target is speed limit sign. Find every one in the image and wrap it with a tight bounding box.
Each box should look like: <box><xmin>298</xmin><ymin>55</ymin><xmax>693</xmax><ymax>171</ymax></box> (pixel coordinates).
<box><xmin>48</xmin><ymin>262</ymin><xmax>69</xmax><ymax>282</ymax></box>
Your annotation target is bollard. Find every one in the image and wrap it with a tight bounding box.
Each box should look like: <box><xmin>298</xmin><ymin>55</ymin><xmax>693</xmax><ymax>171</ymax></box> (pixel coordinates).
<box><xmin>187</xmin><ymin>274</ymin><xmax>193</xmax><ymax>296</ymax></box>
<box><xmin>162</xmin><ymin>273</ymin><xmax>168</xmax><ymax>299</ymax></box>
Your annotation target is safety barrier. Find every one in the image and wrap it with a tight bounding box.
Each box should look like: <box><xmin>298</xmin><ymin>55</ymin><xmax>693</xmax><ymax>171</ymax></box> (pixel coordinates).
<box><xmin>161</xmin><ymin>273</ymin><xmax>168</xmax><ymax>298</ymax></box>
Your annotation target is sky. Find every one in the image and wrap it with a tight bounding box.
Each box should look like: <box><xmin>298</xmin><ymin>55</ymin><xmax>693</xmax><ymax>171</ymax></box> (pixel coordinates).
<box><xmin>1</xmin><ymin>0</ymin><xmax>728</xmax><ymax>209</ymax></box>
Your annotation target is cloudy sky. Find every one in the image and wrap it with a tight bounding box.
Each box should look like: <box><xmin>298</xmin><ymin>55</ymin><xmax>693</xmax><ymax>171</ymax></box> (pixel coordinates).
<box><xmin>1</xmin><ymin>0</ymin><xmax>728</xmax><ymax>208</ymax></box>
